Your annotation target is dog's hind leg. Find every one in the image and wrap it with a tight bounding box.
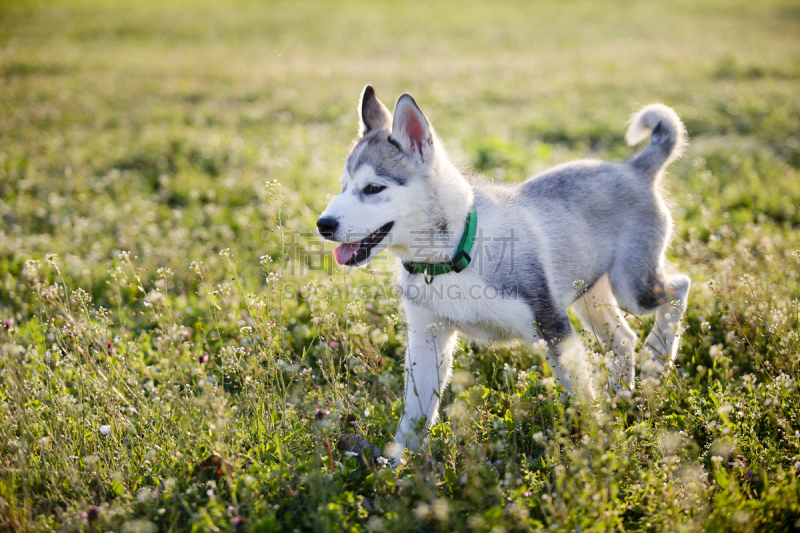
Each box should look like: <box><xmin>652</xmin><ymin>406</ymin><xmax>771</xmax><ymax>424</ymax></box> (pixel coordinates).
<box><xmin>531</xmin><ymin>306</ymin><xmax>596</xmax><ymax>401</ymax></box>
<box><xmin>526</xmin><ymin>263</ymin><xmax>596</xmax><ymax>401</ymax></box>
<box><xmin>571</xmin><ymin>274</ymin><xmax>638</xmax><ymax>393</ymax></box>
<box><xmin>546</xmin><ymin>334</ymin><xmax>597</xmax><ymax>401</ymax></box>
<box><xmin>610</xmin><ymin>265</ymin><xmax>691</xmax><ymax>377</ymax></box>
<box><xmin>641</xmin><ymin>273</ymin><xmax>691</xmax><ymax>371</ymax></box>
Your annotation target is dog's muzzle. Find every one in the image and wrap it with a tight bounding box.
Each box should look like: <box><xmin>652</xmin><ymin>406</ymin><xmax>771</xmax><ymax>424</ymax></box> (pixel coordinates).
<box><xmin>317</xmin><ymin>217</ymin><xmax>339</xmax><ymax>239</ymax></box>
<box><xmin>333</xmin><ymin>222</ymin><xmax>394</xmax><ymax>266</ymax></box>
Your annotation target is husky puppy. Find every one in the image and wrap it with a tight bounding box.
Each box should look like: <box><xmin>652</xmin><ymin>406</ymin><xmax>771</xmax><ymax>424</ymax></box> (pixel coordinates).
<box><xmin>318</xmin><ymin>86</ymin><xmax>690</xmax><ymax>464</ymax></box>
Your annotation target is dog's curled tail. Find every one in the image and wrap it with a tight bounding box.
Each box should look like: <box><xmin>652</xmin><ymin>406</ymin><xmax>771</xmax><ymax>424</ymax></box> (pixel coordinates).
<box><xmin>625</xmin><ymin>103</ymin><xmax>687</xmax><ymax>179</ymax></box>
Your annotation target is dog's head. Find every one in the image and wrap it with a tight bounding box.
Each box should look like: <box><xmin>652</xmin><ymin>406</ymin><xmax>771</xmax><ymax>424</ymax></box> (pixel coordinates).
<box><xmin>318</xmin><ymin>86</ymin><xmax>466</xmax><ymax>267</ymax></box>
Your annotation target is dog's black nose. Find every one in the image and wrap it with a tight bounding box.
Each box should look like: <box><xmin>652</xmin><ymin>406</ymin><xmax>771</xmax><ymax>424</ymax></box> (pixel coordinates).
<box><xmin>317</xmin><ymin>217</ymin><xmax>339</xmax><ymax>238</ymax></box>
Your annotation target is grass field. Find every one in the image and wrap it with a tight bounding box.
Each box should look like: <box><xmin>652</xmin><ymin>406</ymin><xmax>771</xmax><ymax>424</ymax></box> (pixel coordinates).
<box><xmin>2</xmin><ymin>0</ymin><xmax>800</xmax><ymax>531</ymax></box>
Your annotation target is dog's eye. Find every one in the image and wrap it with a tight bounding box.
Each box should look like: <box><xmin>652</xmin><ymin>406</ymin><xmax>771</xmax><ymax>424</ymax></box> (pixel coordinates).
<box><xmin>363</xmin><ymin>184</ymin><xmax>386</xmax><ymax>195</ymax></box>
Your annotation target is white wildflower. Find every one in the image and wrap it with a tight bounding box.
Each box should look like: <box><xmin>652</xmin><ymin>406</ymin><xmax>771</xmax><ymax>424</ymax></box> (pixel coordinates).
<box><xmin>414</xmin><ymin>503</ymin><xmax>431</xmax><ymax>519</ymax></box>
<box><xmin>144</xmin><ymin>290</ymin><xmax>165</xmax><ymax>308</ymax></box>
<box><xmin>717</xmin><ymin>404</ymin><xmax>734</xmax><ymax>416</ymax></box>
<box><xmin>432</xmin><ymin>498</ymin><xmax>449</xmax><ymax>522</ymax></box>
<box><xmin>21</xmin><ymin>260</ymin><xmax>41</xmax><ymax>282</ymax></box>
<box><xmin>136</xmin><ymin>487</ymin><xmax>154</xmax><ymax>504</ymax></box>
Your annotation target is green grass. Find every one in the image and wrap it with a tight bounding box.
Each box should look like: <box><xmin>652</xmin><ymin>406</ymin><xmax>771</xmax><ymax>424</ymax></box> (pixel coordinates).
<box><xmin>2</xmin><ymin>0</ymin><xmax>800</xmax><ymax>531</ymax></box>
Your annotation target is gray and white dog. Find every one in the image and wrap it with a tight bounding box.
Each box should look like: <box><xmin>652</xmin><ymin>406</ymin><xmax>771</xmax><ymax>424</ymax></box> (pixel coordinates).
<box><xmin>318</xmin><ymin>86</ymin><xmax>690</xmax><ymax>464</ymax></box>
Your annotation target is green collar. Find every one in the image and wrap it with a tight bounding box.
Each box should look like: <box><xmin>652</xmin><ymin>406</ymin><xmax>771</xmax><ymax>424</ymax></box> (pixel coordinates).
<box><xmin>403</xmin><ymin>205</ymin><xmax>477</xmax><ymax>282</ymax></box>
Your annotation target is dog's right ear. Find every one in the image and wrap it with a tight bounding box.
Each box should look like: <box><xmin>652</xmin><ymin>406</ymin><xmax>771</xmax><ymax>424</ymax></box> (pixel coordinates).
<box><xmin>390</xmin><ymin>94</ymin><xmax>433</xmax><ymax>165</ymax></box>
<box><xmin>359</xmin><ymin>85</ymin><xmax>391</xmax><ymax>136</ymax></box>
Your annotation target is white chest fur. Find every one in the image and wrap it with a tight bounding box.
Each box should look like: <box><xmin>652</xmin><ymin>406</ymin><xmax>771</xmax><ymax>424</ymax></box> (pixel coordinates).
<box><xmin>398</xmin><ymin>269</ymin><xmax>537</xmax><ymax>345</ymax></box>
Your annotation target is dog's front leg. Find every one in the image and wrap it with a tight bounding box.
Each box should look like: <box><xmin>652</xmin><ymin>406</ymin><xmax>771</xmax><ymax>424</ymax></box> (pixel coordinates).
<box><xmin>390</xmin><ymin>308</ymin><xmax>458</xmax><ymax>465</ymax></box>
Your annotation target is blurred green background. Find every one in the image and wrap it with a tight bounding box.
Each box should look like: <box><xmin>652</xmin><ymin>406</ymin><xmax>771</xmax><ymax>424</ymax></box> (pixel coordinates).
<box><xmin>1</xmin><ymin>0</ymin><xmax>800</xmax><ymax>531</ymax></box>
<box><xmin>2</xmin><ymin>0</ymin><xmax>799</xmax><ymax>277</ymax></box>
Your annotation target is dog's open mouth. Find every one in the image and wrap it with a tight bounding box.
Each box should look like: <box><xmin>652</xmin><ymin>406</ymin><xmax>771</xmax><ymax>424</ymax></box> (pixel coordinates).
<box><xmin>334</xmin><ymin>222</ymin><xmax>394</xmax><ymax>266</ymax></box>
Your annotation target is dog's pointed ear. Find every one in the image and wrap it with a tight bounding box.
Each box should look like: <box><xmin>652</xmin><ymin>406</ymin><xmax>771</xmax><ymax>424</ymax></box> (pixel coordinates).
<box><xmin>359</xmin><ymin>85</ymin><xmax>391</xmax><ymax>136</ymax></box>
<box><xmin>390</xmin><ymin>94</ymin><xmax>433</xmax><ymax>164</ymax></box>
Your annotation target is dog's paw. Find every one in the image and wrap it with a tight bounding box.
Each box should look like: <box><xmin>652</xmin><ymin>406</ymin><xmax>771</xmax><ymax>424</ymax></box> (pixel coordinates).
<box><xmin>385</xmin><ymin>442</ymin><xmax>407</xmax><ymax>469</ymax></box>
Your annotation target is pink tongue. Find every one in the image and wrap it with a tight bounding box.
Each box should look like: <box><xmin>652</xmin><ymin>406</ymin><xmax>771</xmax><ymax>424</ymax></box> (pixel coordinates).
<box><xmin>335</xmin><ymin>242</ymin><xmax>361</xmax><ymax>265</ymax></box>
